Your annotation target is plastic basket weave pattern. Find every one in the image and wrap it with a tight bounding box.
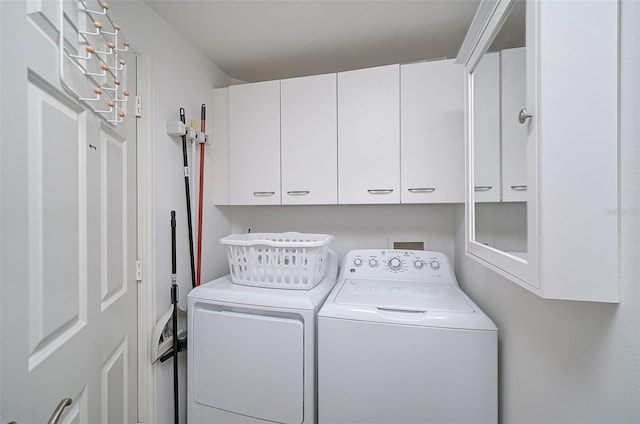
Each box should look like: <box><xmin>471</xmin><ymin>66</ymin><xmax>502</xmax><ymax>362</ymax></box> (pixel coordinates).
<box><xmin>220</xmin><ymin>232</ymin><xmax>334</xmax><ymax>289</ymax></box>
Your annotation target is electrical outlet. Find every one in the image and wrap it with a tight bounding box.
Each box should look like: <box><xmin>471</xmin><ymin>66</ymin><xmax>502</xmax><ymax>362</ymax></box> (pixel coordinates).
<box><xmin>388</xmin><ymin>234</ymin><xmax>429</xmax><ymax>250</ymax></box>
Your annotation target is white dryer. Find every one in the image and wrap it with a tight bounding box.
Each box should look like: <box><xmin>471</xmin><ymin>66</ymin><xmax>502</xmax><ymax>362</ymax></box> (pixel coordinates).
<box><xmin>318</xmin><ymin>249</ymin><xmax>497</xmax><ymax>424</ymax></box>
<box><xmin>187</xmin><ymin>251</ymin><xmax>338</xmax><ymax>424</ymax></box>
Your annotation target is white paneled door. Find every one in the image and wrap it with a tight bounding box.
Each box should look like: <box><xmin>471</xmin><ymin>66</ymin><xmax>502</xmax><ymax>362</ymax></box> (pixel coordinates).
<box><xmin>1</xmin><ymin>1</ymin><xmax>138</xmax><ymax>423</ymax></box>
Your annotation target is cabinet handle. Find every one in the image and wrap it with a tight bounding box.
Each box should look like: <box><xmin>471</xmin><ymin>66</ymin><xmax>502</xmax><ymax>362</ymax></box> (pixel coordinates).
<box><xmin>510</xmin><ymin>185</ymin><xmax>528</xmax><ymax>191</ymax></box>
<box><xmin>474</xmin><ymin>186</ymin><xmax>493</xmax><ymax>192</ymax></box>
<box><xmin>287</xmin><ymin>190</ymin><xmax>310</xmax><ymax>196</ymax></box>
<box><xmin>408</xmin><ymin>187</ymin><xmax>436</xmax><ymax>193</ymax></box>
<box><xmin>253</xmin><ymin>191</ymin><xmax>275</xmax><ymax>197</ymax></box>
<box><xmin>518</xmin><ymin>108</ymin><xmax>534</xmax><ymax>124</ymax></box>
<box><xmin>48</xmin><ymin>398</ymin><xmax>72</xmax><ymax>424</ymax></box>
<box><xmin>367</xmin><ymin>189</ymin><xmax>394</xmax><ymax>195</ymax></box>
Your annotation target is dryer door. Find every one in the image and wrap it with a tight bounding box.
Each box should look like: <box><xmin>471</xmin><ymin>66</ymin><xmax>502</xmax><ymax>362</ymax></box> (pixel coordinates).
<box><xmin>193</xmin><ymin>308</ymin><xmax>304</xmax><ymax>424</ymax></box>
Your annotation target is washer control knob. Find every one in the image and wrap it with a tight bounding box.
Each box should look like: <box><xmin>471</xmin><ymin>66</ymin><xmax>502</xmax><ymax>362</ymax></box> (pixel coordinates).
<box><xmin>414</xmin><ymin>259</ymin><xmax>424</xmax><ymax>269</ymax></box>
<box><xmin>388</xmin><ymin>257</ymin><xmax>402</xmax><ymax>270</ymax></box>
<box><xmin>353</xmin><ymin>258</ymin><xmax>363</xmax><ymax>267</ymax></box>
<box><xmin>369</xmin><ymin>258</ymin><xmax>378</xmax><ymax>267</ymax></box>
<box><xmin>430</xmin><ymin>260</ymin><xmax>440</xmax><ymax>270</ymax></box>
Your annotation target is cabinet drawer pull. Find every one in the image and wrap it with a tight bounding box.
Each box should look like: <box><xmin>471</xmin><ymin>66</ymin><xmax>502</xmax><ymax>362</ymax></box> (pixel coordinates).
<box><xmin>287</xmin><ymin>190</ymin><xmax>310</xmax><ymax>196</ymax></box>
<box><xmin>510</xmin><ymin>185</ymin><xmax>528</xmax><ymax>191</ymax></box>
<box><xmin>253</xmin><ymin>191</ymin><xmax>275</xmax><ymax>197</ymax></box>
<box><xmin>474</xmin><ymin>186</ymin><xmax>493</xmax><ymax>192</ymax></box>
<box><xmin>367</xmin><ymin>189</ymin><xmax>394</xmax><ymax>195</ymax></box>
<box><xmin>408</xmin><ymin>187</ymin><xmax>436</xmax><ymax>193</ymax></box>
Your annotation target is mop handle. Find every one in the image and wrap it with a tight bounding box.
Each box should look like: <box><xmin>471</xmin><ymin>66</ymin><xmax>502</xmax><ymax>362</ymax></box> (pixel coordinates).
<box><xmin>170</xmin><ymin>210</ymin><xmax>179</xmax><ymax>424</ymax></box>
<box><xmin>171</xmin><ymin>210</ymin><xmax>176</xmax><ymax>278</ymax></box>
<box><xmin>179</xmin><ymin>107</ymin><xmax>196</xmax><ymax>289</ymax></box>
<box><xmin>196</xmin><ymin>104</ymin><xmax>206</xmax><ymax>286</ymax></box>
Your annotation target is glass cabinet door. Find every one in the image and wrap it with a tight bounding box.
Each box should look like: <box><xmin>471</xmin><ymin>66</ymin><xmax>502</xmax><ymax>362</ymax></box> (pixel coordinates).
<box><xmin>459</xmin><ymin>0</ymin><xmax>538</xmax><ymax>288</ymax></box>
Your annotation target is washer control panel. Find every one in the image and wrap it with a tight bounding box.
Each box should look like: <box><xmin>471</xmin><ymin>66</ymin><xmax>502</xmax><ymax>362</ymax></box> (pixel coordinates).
<box><xmin>342</xmin><ymin>249</ymin><xmax>455</xmax><ymax>283</ymax></box>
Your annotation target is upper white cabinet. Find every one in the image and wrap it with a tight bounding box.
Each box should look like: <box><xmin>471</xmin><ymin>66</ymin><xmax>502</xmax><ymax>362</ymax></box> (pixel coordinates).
<box><xmin>218</xmin><ymin>61</ymin><xmax>469</xmax><ymax>207</ymax></box>
<box><xmin>229</xmin><ymin>80</ymin><xmax>281</xmax><ymax>205</ymax></box>
<box><xmin>281</xmin><ymin>74</ymin><xmax>337</xmax><ymax>205</ymax></box>
<box><xmin>338</xmin><ymin>65</ymin><xmax>400</xmax><ymax>204</ymax></box>
<box><xmin>458</xmin><ymin>0</ymin><xmax>619</xmax><ymax>302</ymax></box>
<box><xmin>400</xmin><ymin>59</ymin><xmax>464</xmax><ymax>203</ymax></box>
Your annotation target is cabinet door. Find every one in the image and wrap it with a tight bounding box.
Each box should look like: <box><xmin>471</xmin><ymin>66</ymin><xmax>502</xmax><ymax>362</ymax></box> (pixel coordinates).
<box><xmin>400</xmin><ymin>59</ymin><xmax>464</xmax><ymax>203</ymax></box>
<box><xmin>500</xmin><ymin>47</ymin><xmax>528</xmax><ymax>202</ymax></box>
<box><xmin>472</xmin><ymin>52</ymin><xmax>501</xmax><ymax>202</ymax></box>
<box><xmin>229</xmin><ymin>80</ymin><xmax>281</xmax><ymax>205</ymax></box>
<box><xmin>338</xmin><ymin>65</ymin><xmax>400</xmax><ymax>204</ymax></box>
<box><xmin>281</xmin><ymin>74</ymin><xmax>337</xmax><ymax>205</ymax></box>
<box><xmin>460</xmin><ymin>0</ymin><xmax>619</xmax><ymax>302</ymax></box>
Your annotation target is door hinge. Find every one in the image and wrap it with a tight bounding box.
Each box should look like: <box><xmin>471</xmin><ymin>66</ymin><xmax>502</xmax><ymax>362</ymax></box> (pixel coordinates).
<box><xmin>136</xmin><ymin>260</ymin><xmax>143</xmax><ymax>281</ymax></box>
<box><xmin>135</xmin><ymin>96</ymin><xmax>142</xmax><ymax>117</ymax></box>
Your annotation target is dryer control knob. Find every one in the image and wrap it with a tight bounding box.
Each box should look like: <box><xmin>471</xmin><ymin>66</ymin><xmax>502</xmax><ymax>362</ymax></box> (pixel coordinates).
<box><xmin>430</xmin><ymin>260</ymin><xmax>440</xmax><ymax>270</ymax></box>
<box><xmin>414</xmin><ymin>260</ymin><xmax>424</xmax><ymax>269</ymax></box>
<box><xmin>369</xmin><ymin>258</ymin><xmax>378</xmax><ymax>267</ymax></box>
<box><xmin>388</xmin><ymin>257</ymin><xmax>402</xmax><ymax>270</ymax></box>
<box><xmin>353</xmin><ymin>258</ymin><xmax>363</xmax><ymax>267</ymax></box>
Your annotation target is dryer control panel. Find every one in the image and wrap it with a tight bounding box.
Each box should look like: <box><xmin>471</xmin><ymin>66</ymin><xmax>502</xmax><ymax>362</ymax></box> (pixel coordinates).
<box><xmin>340</xmin><ymin>249</ymin><xmax>456</xmax><ymax>284</ymax></box>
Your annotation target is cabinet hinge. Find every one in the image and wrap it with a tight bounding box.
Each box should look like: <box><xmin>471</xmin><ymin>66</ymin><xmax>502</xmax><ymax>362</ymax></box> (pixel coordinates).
<box><xmin>135</xmin><ymin>96</ymin><xmax>142</xmax><ymax>117</ymax></box>
<box><xmin>136</xmin><ymin>260</ymin><xmax>143</xmax><ymax>282</ymax></box>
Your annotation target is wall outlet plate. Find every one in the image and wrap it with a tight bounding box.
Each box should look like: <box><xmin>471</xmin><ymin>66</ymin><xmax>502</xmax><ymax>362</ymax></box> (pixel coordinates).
<box><xmin>388</xmin><ymin>234</ymin><xmax>430</xmax><ymax>250</ymax></box>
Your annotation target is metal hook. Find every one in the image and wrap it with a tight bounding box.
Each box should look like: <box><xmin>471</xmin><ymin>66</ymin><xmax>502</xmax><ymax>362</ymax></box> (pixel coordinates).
<box><xmin>85</xmin><ymin>63</ymin><xmax>110</xmax><ymax>77</ymax></box>
<box><xmin>117</xmin><ymin>41</ymin><xmax>130</xmax><ymax>52</ymax></box>
<box><xmin>79</xmin><ymin>86</ymin><xmax>104</xmax><ymax>102</ymax></box>
<box><xmin>111</xmin><ymin>58</ymin><xmax>126</xmax><ymax>71</ymax></box>
<box><xmin>115</xmin><ymin>90</ymin><xmax>130</xmax><ymax>102</ymax></box>
<box><xmin>78</xmin><ymin>20</ymin><xmax>103</xmax><ymax>36</ymax></box>
<box><xmin>101</xmin><ymin>23</ymin><xmax>121</xmax><ymax>36</ymax></box>
<box><xmin>68</xmin><ymin>44</ymin><xmax>95</xmax><ymax>60</ymax></box>
<box><xmin>81</xmin><ymin>0</ymin><xmax>109</xmax><ymax>15</ymax></box>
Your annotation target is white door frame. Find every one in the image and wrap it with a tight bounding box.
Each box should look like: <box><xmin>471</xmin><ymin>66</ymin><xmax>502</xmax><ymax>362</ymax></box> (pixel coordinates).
<box><xmin>135</xmin><ymin>47</ymin><xmax>157</xmax><ymax>424</ymax></box>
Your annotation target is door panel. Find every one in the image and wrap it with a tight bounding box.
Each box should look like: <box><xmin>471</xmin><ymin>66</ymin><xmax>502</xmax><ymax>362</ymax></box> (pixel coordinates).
<box><xmin>1</xmin><ymin>1</ymin><xmax>138</xmax><ymax>423</ymax></box>
<box><xmin>27</xmin><ymin>75</ymin><xmax>88</xmax><ymax>371</ymax></box>
<box><xmin>101</xmin><ymin>337</ymin><xmax>129</xmax><ymax>424</ymax></box>
<box><xmin>102</xmin><ymin>129</ymin><xmax>128</xmax><ymax>308</ymax></box>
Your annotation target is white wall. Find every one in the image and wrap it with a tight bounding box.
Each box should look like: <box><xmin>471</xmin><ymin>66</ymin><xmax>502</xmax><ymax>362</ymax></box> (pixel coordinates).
<box><xmin>109</xmin><ymin>2</ymin><xmax>232</xmax><ymax>423</ymax></box>
<box><xmin>228</xmin><ymin>204</ymin><xmax>459</xmax><ymax>263</ymax></box>
<box><xmin>454</xmin><ymin>2</ymin><xmax>640</xmax><ymax>422</ymax></box>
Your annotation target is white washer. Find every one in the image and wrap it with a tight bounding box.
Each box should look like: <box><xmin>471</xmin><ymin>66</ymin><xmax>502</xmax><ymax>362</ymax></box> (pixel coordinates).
<box><xmin>318</xmin><ymin>249</ymin><xmax>498</xmax><ymax>424</ymax></box>
<box><xmin>188</xmin><ymin>251</ymin><xmax>338</xmax><ymax>424</ymax></box>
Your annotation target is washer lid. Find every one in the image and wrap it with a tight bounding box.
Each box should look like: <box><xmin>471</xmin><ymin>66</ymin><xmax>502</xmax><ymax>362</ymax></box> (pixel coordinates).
<box><xmin>335</xmin><ymin>279</ymin><xmax>474</xmax><ymax>313</ymax></box>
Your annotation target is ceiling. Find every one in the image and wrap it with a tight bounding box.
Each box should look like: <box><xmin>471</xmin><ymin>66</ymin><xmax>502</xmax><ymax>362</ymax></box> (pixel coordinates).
<box><xmin>143</xmin><ymin>0</ymin><xmax>481</xmax><ymax>83</ymax></box>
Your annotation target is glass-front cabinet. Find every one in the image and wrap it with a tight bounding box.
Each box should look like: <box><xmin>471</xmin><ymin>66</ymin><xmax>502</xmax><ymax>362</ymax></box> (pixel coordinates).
<box><xmin>457</xmin><ymin>0</ymin><xmax>620</xmax><ymax>302</ymax></box>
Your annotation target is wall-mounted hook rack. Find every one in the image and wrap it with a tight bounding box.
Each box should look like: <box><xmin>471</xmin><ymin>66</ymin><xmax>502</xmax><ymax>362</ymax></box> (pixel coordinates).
<box><xmin>166</xmin><ymin>121</ymin><xmax>208</xmax><ymax>144</ymax></box>
<box><xmin>59</xmin><ymin>0</ymin><xmax>131</xmax><ymax>125</ymax></box>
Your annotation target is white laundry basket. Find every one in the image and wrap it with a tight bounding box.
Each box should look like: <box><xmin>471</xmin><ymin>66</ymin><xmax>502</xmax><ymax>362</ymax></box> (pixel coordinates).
<box><xmin>220</xmin><ymin>232</ymin><xmax>334</xmax><ymax>289</ymax></box>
